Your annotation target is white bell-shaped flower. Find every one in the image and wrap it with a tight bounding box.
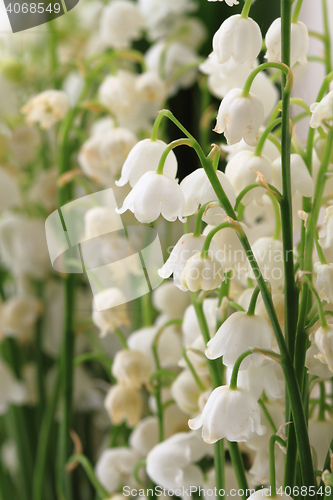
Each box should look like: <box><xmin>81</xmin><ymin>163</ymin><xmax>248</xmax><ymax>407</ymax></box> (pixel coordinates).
<box><xmin>189</xmin><ymin>385</ymin><xmax>266</xmax><ymax>443</ymax></box>
<box><xmin>92</xmin><ymin>288</ymin><xmax>129</xmax><ymax>337</ymax></box>
<box><xmin>265</xmin><ymin>18</ymin><xmax>309</xmax><ymax>67</ymax></box>
<box><xmin>247</xmin><ymin>489</ymin><xmax>292</xmax><ymax>500</ymax></box>
<box><xmin>214</xmin><ymin>88</ymin><xmax>264</xmax><ymax>146</ymax></box>
<box><xmin>99</xmin><ymin>0</ymin><xmax>145</xmax><ymax>50</ymax></box>
<box><xmin>171</xmin><ymin>369</ymin><xmax>209</xmax><ymax>415</ymax></box>
<box><xmin>309</xmin><ymin>418</ymin><xmax>333</xmax><ymax>470</ymax></box>
<box><xmin>159</xmin><ymin>234</ymin><xmax>219</xmax><ymax>291</ymax></box>
<box><xmin>116</xmin><ymin>139</ymin><xmax>178</xmax><ymax>188</ymax></box>
<box><xmin>212</xmin><ymin>15</ymin><xmax>262</xmax><ymax>66</ymax></box>
<box><xmin>306</xmin><ymin>344</ymin><xmax>333</xmax><ymax>379</ymax></box>
<box><xmin>21</xmin><ymin>90</ymin><xmax>70</xmax><ymax>129</ymax></box>
<box><xmin>249</xmin><ymin>237</ymin><xmax>284</xmax><ymax>292</ymax></box>
<box><xmin>181</xmin><ymin>251</ymin><xmax>224</xmax><ymax>292</ymax></box>
<box><xmin>180</xmin><ymin>168</ymin><xmax>236</xmax><ymax>222</ymax></box>
<box><xmin>272</xmin><ymin>154</ymin><xmax>314</xmax><ymax>198</ymax></box>
<box><xmin>0</xmin><ymin>295</ymin><xmax>42</xmax><ymax>343</ymax></box>
<box><xmin>152</xmin><ymin>282</ymin><xmax>191</xmax><ymax>319</ymax></box>
<box><xmin>146</xmin><ymin>431</ymin><xmax>210</xmax><ymax>491</ymax></box>
<box><xmin>112</xmin><ymin>349</ymin><xmax>152</xmax><ymax>388</ymax></box>
<box><xmin>315</xmin><ymin>263</ymin><xmax>333</xmax><ymax>303</ymax></box>
<box><xmin>129</xmin><ymin>416</ymin><xmax>159</xmax><ymax>456</ymax></box>
<box><xmin>127</xmin><ymin>325</ymin><xmax>182</xmax><ymax>369</ymax></box>
<box><xmin>98</xmin><ymin>71</ymin><xmax>137</xmax><ymax>117</ymax></box>
<box><xmin>314</xmin><ymin>324</ymin><xmax>333</xmax><ymax>373</ymax></box>
<box><xmin>135</xmin><ymin>71</ymin><xmax>166</xmax><ymax>104</ymax></box>
<box><xmin>104</xmin><ymin>384</ymin><xmax>142</xmax><ymax>426</ymax></box>
<box><xmin>116</xmin><ymin>171</ymin><xmax>185</xmax><ymax>223</ymax></box>
<box><xmin>203</xmin><ymin>223</ymin><xmax>248</xmax><ymax>274</ymax></box>
<box><xmin>319</xmin><ymin>206</ymin><xmax>333</xmax><ymax>250</ymax></box>
<box><xmin>222</xmin><ymin>137</ymin><xmax>280</xmax><ymax>163</ymax></box>
<box><xmin>205</xmin><ymin>311</ymin><xmax>273</xmax><ymax>369</ymax></box>
<box><xmin>0</xmin><ymin>361</ymin><xmax>27</xmax><ymax>414</ymax></box>
<box><xmin>225</xmin><ymin>150</ymin><xmax>273</xmax><ymax>205</ymax></box>
<box><xmin>310</xmin><ymin>90</ymin><xmax>333</xmax><ymax>130</ymax></box>
<box><xmin>95</xmin><ymin>447</ymin><xmax>141</xmax><ymax>493</ymax></box>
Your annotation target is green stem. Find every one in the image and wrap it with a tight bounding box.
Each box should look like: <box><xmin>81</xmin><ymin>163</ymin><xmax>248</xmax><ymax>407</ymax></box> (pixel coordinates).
<box><xmin>242</xmin><ymin>62</ymin><xmax>292</xmax><ymax>97</ymax></box>
<box><xmin>229</xmin><ymin>349</ymin><xmax>253</xmax><ymax>389</ymax></box>
<box><xmin>247</xmin><ymin>286</ymin><xmax>260</xmax><ymax>316</ymax></box>
<box><xmin>301</xmin><ymin>275</ymin><xmax>327</xmax><ymax>327</ymax></box>
<box><xmin>182</xmin><ymin>347</ymin><xmax>206</xmax><ymax>392</ymax></box>
<box><xmin>67</xmin><ymin>454</ymin><xmax>109</xmax><ymax>499</ymax></box>
<box><xmin>255</xmin><ymin>119</ymin><xmax>282</xmax><ymax>157</ymax></box>
<box><xmin>194</xmin><ymin>201</ymin><xmax>218</xmax><ymax>237</ymax></box>
<box><xmin>315</xmin><ymin>233</ymin><xmax>328</xmax><ymax>265</ymax></box>
<box><xmin>227</xmin><ymin>442</ymin><xmax>249</xmax><ymax>499</ymax></box>
<box><xmin>114</xmin><ymin>328</ymin><xmax>128</xmax><ymax>349</ymax></box>
<box><xmin>322</xmin><ymin>0</ymin><xmax>332</xmax><ymax>74</ymax></box>
<box><xmin>318</xmin><ymin>382</ymin><xmax>326</xmax><ymax>421</ymax></box>
<box><xmin>241</xmin><ymin>0</ymin><xmax>253</xmax><ymax>18</ymax></box>
<box><xmin>269</xmin><ymin>435</ymin><xmax>287</xmax><ymax>497</ymax></box>
<box><xmin>258</xmin><ymin>399</ymin><xmax>278</xmax><ymax>433</ymax></box>
<box><xmin>270</xmin><ymin>193</ymin><xmax>282</xmax><ymax>240</ymax></box>
<box><xmin>151</xmin><ymin>112</ymin><xmax>165</xmax><ymax>141</ymax></box>
<box><xmin>156</xmin><ymin>138</ymin><xmax>194</xmax><ymax>174</ymax></box>
<box><xmin>291</xmin><ymin>0</ymin><xmax>304</xmax><ymax>23</ymax></box>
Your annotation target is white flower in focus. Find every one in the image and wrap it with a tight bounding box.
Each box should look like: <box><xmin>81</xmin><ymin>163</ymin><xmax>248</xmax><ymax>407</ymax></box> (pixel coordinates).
<box><xmin>180</xmin><ymin>168</ymin><xmax>236</xmax><ymax>223</ymax></box>
<box><xmin>226</xmin><ymin>362</ymin><xmax>284</xmax><ymax>401</ymax></box>
<box><xmin>310</xmin><ymin>90</ymin><xmax>333</xmax><ymax>129</ymax></box>
<box><xmin>205</xmin><ymin>311</ymin><xmax>273</xmax><ymax>369</ymax></box>
<box><xmin>272</xmin><ymin>154</ymin><xmax>314</xmax><ymax>198</ymax></box>
<box><xmin>146</xmin><ymin>432</ymin><xmax>209</xmax><ymax>491</ymax></box>
<box><xmin>214</xmin><ymin>88</ymin><xmax>264</xmax><ymax>146</ymax></box>
<box><xmin>92</xmin><ymin>288</ymin><xmax>129</xmax><ymax>337</ymax></box>
<box><xmin>104</xmin><ymin>384</ymin><xmax>142</xmax><ymax>426</ymax></box>
<box><xmin>314</xmin><ymin>324</ymin><xmax>333</xmax><ymax>373</ymax></box>
<box><xmin>189</xmin><ymin>385</ymin><xmax>266</xmax><ymax>443</ymax></box>
<box><xmin>111</xmin><ymin>349</ymin><xmax>152</xmax><ymax>388</ymax></box>
<box><xmin>95</xmin><ymin>448</ymin><xmax>141</xmax><ymax>493</ymax></box>
<box><xmin>99</xmin><ymin>0</ymin><xmax>145</xmax><ymax>49</ymax></box>
<box><xmin>0</xmin><ymin>361</ymin><xmax>27</xmax><ymax>414</ymax></box>
<box><xmin>21</xmin><ymin>90</ymin><xmax>70</xmax><ymax>129</ymax></box>
<box><xmin>265</xmin><ymin>18</ymin><xmax>309</xmax><ymax>67</ymax></box>
<box><xmin>203</xmin><ymin>223</ymin><xmax>247</xmax><ymax>274</ymax></box>
<box><xmin>315</xmin><ymin>263</ymin><xmax>333</xmax><ymax>303</ymax></box>
<box><xmin>116</xmin><ymin>171</ymin><xmax>185</xmax><ymax>223</ymax></box>
<box><xmin>225</xmin><ymin>150</ymin><xmax>273</xmax><ymax>205</ymax></box>
<box><xmin>212</xmin><ymin>15</ymin><xmax>262</xmax><ymax>66</ymax></box>
<box><xmin>181</xmin><ymin>252</ymin><xmax>224</xmax><ymax>292</ymax></box>
<box><xmin>116</xmin><ymin>139</ymin><xmax>178</xmax><ymax>188</ymax></box>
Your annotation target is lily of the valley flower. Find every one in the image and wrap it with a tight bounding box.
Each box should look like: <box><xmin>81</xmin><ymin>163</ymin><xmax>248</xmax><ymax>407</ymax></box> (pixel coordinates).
<box><xmin>99</xmin><ymin>0</ymin><xmax>145</xmax><ymax>50</ymax></box>
<box><xmin>212</xmin><ymin>15</ymin><xmax>262</xmax><ymax>66</ymax></box>
<box><xmin>21</xmin><ymin>90</ymin><xmax>70</xmax><ymax>129</ymax></box>
<box><xmin>104</xmin><ymin>384</ymin><xmax>142</xmax><ymax>427</ymax></box>
<box><xmin>315</xmin><ymin>263</ymin><xmax>333</xmax><ymax>303</ymax></box>
<box><xmin>205</xmin><ymin>311</ymin><xmax>273</xmax><ymax>369</ymax></box>
<box><xmin>181</xmin><ymin>251</ymin><xmax>224</xmax><ymax>292</ymax></box>
<box><xmin>310</xmin><ymin>90</ymin><xmax>333</xmax><ymax>130</ymax></box>
<box><xmin>111</xmin><ymin>349</ymin><xmax>152</xmax><ymax>388</ymax></box>
<box><xmin>265</xmin><ymin>18</ymin><xmax>309</xmax><ymax>67</ymax></box>
<box><xmin>116</xmin><ymin>139</ymin><xmax>178</xmax><ymax>187</ymax></box>
<box><xmin>214</xmin><ymin>88</ymin><xmax>264</xmax><ymax>146</ymax></box>
<box><xmin>189</xmin><ymin>385</ymin><xmax>266</xmax><ymax>443</ymax></box>
<box><xmin>272</xmin><ymin>154</ymin><xmax>314</xmax><ymax>198</ymax></box>
<box><xmin>95</xmin><ymin>447</ymin><xmax>141</xmax><ymax>493</ymax></box>
<box><xmin>314</xmin><ymin>323</ymin><xmax>333</xmax><ymax>373</ymax></box>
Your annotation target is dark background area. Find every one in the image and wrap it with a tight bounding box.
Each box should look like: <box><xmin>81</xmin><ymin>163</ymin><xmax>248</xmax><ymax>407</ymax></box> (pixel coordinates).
<box><xmin>169</xmin><ymin>0</ymin><xmax>281</xmax><ymax>181</ymax></box>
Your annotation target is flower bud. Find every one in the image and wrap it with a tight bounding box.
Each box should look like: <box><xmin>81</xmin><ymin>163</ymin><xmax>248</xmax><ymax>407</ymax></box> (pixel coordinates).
<box><xmin>214</xmin><ymin>88</ymin><xmax>264</xmax><ymax>146</ymax></box>
<box><xmin>104</xmin><ymin>384</ymin><xmax>142</xmax><ymax>427</ymax></box>
<box><xmin>111</xmin><ymin>349</ymin><xmax>152</xmax><ymax>388</ymax></box>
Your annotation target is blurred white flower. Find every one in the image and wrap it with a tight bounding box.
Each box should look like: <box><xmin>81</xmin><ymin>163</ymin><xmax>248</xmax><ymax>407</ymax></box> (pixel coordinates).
<box><xmin>116</xmin><ymin>171</ymin><xmax>185</xmax><ymax>223</ymax></box>
<box><xmin>0</xmin><ymin>361</ymin><xmax>27</xmax><ymax>414</ymax></box>
<box><xmin>181</xmin><ymin>252</ymin><xmax>224</xmax><ymax>292</ymax></box>
<box><xmin>171</xmin><ymin>369</ymin><xmax>210</xmax><ymax>415</ymax></box>
<box><xmin>95</xmin><ymin>447</ymin><xmax>141</xmax><ymax>493</ymax></box>
<box><xmin>135</xmin><ymin>72</ymin><xmax>166</xmax><ymax>103</ymax></box>
<box><xmin>306</xmin><ymin>344</ymin><xmax>333</xmax><ymax>379</ymax></box>
<box><xmin>212</xmin><ymin>15</ymin><xmax>262</xmax><ymax>66</ymax></box>
<box><xmin>319</xmin><ymin>206</ymin><xmax>333</xmax><ymax>250</ymax></box>
<box><xmin>314</xmin><ymin>324</ymin><xmax>333</xmax><ymax>373</ymax></box>
<box><xmin>116</xmin><ymin>139</ymin><xmax>177</xmax><ymax>188</ymax></box>
<box><xmin>92</xmin><ymin>288</ymin><xmax>129</xmax><ymax>337</ymax></box>
<box><xmin>129</xmin><ymin>416</ymin><xmax>159</xmax><ymax>456</ymax></box>
<box><xmin>315</xmin><ymin>263</ymin><xmax>333</xmax><ymax>303</ymax></box>
<box><xmin>29</xmin><ymin>168</ymin><xmax>57</xmax><ymax>212</ymax></box>
<box><xmin>182</xmin><ymin>298</ymin><xmax>218</xmax><ymax>345</ymax></box>
<box><xmin>0</xmin><ymin>295</ymin><xmax>42</xmax><ymax>343</ymax></box>
<box><xmin>21</xmin><ymin>90</ymin><xmax>70</xmax><ymax>129</ymax></box>
<box><xmin>225</xmin><ymin>150</ymin><xmax>273</xmax><ymax>205</ymax></box>
<box><xmin>104</xmin><ymin>384</ymin><xmax>142</xmax><ymax>426</ymax></box>
<box><xmin>309</xmin><ymin>418</ymin><xmax>333</xmax><ymax>470</ymax></box>
<box><xmin>272</xmin><ymin>154</ymin><xmax>314</xmax><ymax>198</ymax></box>
<box><xmin>189</xmin><ymin>385</ymin><xmax>266</xmax><ymax>443</ymax></box>
<box><xmin>214</xmin><ymin>88</ymin><xmax>264</xmax><ymax>146</ymax></box>
<box><xmin>152</xmin><ymin>281</ymin><xmax>191</xmax><ymax>319</ymax></box>
<box><xmin>0</xmin><ymin>167</ymin><xmax>21</xmax><ymax>211</ymax></box>
<box><xmin>265</xmin><ymin>18</ymin><xmax>309</xmax><ymax>67</ymax></box>
<box><xmin>99</xmin><ymin>0</ymin><xmax>145</xmax><ymax>49</ymax></box>
<box><xmin>205</xmin><ymin>311</ymin><xmax>273</xmax><ymax>369</ymax></box>
<box><xmin>112</xmin><ymin>349</ymin><xmax>152</xmax><ymax>388</ymax></box>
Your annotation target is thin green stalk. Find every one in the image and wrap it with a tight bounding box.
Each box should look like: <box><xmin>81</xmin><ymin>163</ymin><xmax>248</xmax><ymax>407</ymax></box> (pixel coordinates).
<box><xmin>322</xmin><ymin>0</ymin><xmax>332</xmax><ymax>74</ymax></box>
<box><xmin>182</xmin><ymin>348</ymin><xmax>206</xmax><ymax>392</ymax></box>
<box><xmin>241</xmin><ymin>0</ymin><xmax>253</xmax><ymax>18</ymax></box>
<box><xmin>247</xmin><ymin>287</ymin><xmax>260</xmax><ymax>316</ymax></box>
<box><xmin>318</xmin><ymin>382</ymin><xmax>326</xmax><ymax>421</ymax></box>
<box><xmin>229</xmin><ymin>349</ymin><xmax>253</xmax><ymax>389</ymax></box>
<box><xmin>291</xmin><ymin>0</ymin><xmax>304</xmax><ymax>23</ymax></box>
<box><xmin>33</xmin><ymin>372</ymin><xmax>61</xmax><ymax>500</ymax></box>
<box><xmin>227</xmin><ymin>442</ymin><xmax>249</xmax><ymax>499</ymax></box>
<box><xmin>67</xmin><ymin>454</ymin><xmax>109</xmax><ymax>499</ymax></box>
<box><xmin>201</xmin><ymin>222</ymin><xmax>234</xmax><ymax>258</ymax></box>
<box><xmin>258</xmin><ymin>400</ymin><xmax>278</xmax><ymax>433</ymax></box>
<box><xmin>269</xmin><ymin>435</ymin><xmax>287</xmax><ymax>497</ymax></box>
<box><xmin>301</xmin><ymin>275</ymin><xmax>327</xmax><ymax>328</ymax></box>
<box><xmin>242</xmin><ymin>62</ymin><xmax>292</xmax><ymax>97</ymax></box>
<box><xmin>156</xmin><ymin>139</ymin><xmax>194</xmax><ymax>174</ymax></box>
<box><xmin>255</xmin><ymin>118</ymin><xmax>282</xmax><ymax>157</ymax></box>
<box><xmin>151</xmin><ymin>112</ymin><xmax>165</xmax><ymax>141</ymax></box>
<box><xmin>194</xmin><ymin>201</ymin><xmax>218</xmax><ymax>237</ymax></box>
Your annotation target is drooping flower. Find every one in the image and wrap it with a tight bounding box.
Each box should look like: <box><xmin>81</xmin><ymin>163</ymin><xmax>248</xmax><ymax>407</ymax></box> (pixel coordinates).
<box><xmin>249</xmin><ymin>237</ymin><xmax>284</xmax><ymax>292</ymax></box>
<box><xmin>92</xmin><ymin>288</ymin><xmax>129</xmax><ymax>337</ymax></box>
<box><xmin>99</xmin><ymin>0</ymin><xmax>145</xmax><ymax>50</ymax></box>
<box><xmin>265</xmin><ymin>18</ymin><xmax>309</xmax><ymax>67</ymax></box>
<box><xmin>116</xmin><ymin>139</ymin><xmax>178</xmax><ymax>188</ymax></box>
<box><xmin>314</xmin><ymin>324</ymin><xmax>333</xmax><ymax>373</ymax></box>
<box><xmin>310</xmin><ymin>90</ymin><xmax>333</xmax><ymax>130</ymax></box>
<box><xmin>214</xmin><ymin>88</ymin><xmax>264</xmax><ymax>146</ymax></box>
<box><xmin>315</xmin><ymin>263</ymin><xmax>333</xmax><ymax>303</ymax></box>
<box><xmin>95</xmin><ymin>448</ymin><xmax>141</xmax><ymax>493</ymax></box>
<box><xmin>212</xmin><ymin>15</ymin><xmax>262</xmax><ymax>66</ymax></box>
<box><xmin>104</xmin><ymin>384</ymin><xmax>142</xmax><ymax>426</ymax></box>
<box><xmin>116</xmin><ymin>171</ymin><xmax>185</xmax><ymax>223</ymax></box>
<box><xmin>272</xmin><ymin>154</ymin><xmax>314</xmax><ymax>198</ymax></box>
<box><xmin>181</xmin><ymin>251</ymin><xmax>224</xmax><ymax>292</ymax></box>
<box><xmin>111</xmin><ymin>349</ymin><xmax>152</xmax><ymax>388</ymax></box>
<box><xmin>21</xmin><ymin>90</ymin><xmax>70</xmax><ymax>129</ymax></box>
<box><xmin>205</xmin><ymin>311</ymin><xmax>273</xmax><ymax>369</ymax></box>
<box><xmin>189</xmin><ymin>385</ymin><xmax>266</xmax><ymax>443</ymax></box>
